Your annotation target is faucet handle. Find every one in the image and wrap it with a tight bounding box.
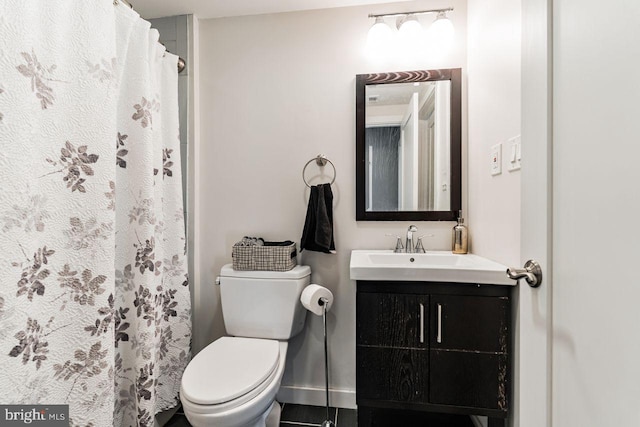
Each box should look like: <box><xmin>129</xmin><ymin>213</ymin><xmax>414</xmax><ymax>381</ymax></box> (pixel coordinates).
<box><xmin>414</xmin><ymin>234</ymin><xmax>435</xmax><ymax>253</ymax></box>
<box><xmin>385</xmin><ymin>234</ymin><xmax>405</xmax><ymax>253</ymax></box>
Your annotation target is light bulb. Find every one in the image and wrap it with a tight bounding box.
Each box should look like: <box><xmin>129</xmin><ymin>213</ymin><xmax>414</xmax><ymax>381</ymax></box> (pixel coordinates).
<box><xmin>428</xmin><ymin>12</ymin><xmax>455</xmax><ymax>48</ymax></box>
<box><xmin>397</xmin><ymin>14</ymin><xmax>424</xmax><ymax>58</ymax></box>
<box><xmin>398</xmin><ymin>14</ymin><xmax>422</xmax><ymax>40</ymax></box>
<box><xmin>366</xmin><ymin>17</ymin><xmax>394</xmax><ymax>60</ymax></box>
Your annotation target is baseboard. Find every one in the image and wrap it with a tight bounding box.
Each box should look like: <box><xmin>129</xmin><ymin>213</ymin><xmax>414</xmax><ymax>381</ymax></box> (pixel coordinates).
<box><xmin>277</xmin><ymin>386</ymin><xmax>488</xmax><ymax>425</ymax></box>
<box><xmin>277</xmin><ymin>385</ymin><xmax>357</xmax><ymax>409</ymax></box>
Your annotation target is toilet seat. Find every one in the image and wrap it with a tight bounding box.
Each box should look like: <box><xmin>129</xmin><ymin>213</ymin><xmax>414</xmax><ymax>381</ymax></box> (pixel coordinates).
<box><xmin>181</xmin><ymin>337</ymin><xmax>280</xmax><ymax>409</ymax></box>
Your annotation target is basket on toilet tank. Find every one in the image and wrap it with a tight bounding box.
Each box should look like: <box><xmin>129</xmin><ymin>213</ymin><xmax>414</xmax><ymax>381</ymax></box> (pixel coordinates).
<box><xmin>232</xmin><ymin>239</ymin><xmax>297</xmax><ymax>271</ymax></box>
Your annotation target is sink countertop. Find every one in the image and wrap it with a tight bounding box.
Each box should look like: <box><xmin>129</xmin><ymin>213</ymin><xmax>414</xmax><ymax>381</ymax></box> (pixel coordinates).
<box><xmin>349</xmin><ymin>250</ymin><xmax>515</xmax><ymax>286</ymax></box>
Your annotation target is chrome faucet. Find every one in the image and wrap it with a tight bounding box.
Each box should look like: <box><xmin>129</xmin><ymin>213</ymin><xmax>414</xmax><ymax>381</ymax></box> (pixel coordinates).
<box><xmin>405</xmin><ymin>225</ymin><xmax>418</xmax><ymax>253</ymax></box>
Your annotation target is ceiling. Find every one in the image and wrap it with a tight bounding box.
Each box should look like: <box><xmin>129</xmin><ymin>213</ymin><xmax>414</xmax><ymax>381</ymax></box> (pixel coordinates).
<box><xmin>367</xmin><ymin>82</ymin><xmax>435</xmax><ymax>107</ymax></box>
<box><xmin>132</xmin><ymin>0</ymin><xmax>411</xmax><ymax>20</ymax></box>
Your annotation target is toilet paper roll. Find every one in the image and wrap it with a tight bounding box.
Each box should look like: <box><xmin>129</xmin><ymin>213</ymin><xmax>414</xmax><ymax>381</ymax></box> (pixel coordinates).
<box><xmin>300</xmin><ymin>284</ymin><xmax>334</xmax><ymax>316</ymax></box>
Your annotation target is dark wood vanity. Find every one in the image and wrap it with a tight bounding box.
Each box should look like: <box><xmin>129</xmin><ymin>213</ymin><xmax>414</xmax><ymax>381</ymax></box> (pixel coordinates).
<box><xmin>355</xmin><ymin>280</ymin><xmax>511</xmax><ymax>427</ymax></box>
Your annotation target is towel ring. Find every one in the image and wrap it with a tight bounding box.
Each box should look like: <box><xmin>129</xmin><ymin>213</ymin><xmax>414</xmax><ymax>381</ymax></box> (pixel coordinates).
<box><xmin>302</xmin><ymin>155</ymin><xmax>336</xmax><ymax>188</ymax></box>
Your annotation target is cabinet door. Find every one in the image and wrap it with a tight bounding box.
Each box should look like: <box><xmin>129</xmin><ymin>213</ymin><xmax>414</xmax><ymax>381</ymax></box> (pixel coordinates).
<box><xmin>430</xmin><ymin>350</ymin><xmax>508</xmax><ymax>411</ymax></box>
<box><xmin>430</xmin><ymin>295</ymin><xmax>508</xmax><ymax>353</ymax></box>
<box><xmin>357</xmin><ymin>347</ymin><xmax>429</xmax><ymax>403</ymax></box>
<box><xmin>357</xmin><ymin>292</ymin><xmax>429</xmax><ymax>348</ymax></box>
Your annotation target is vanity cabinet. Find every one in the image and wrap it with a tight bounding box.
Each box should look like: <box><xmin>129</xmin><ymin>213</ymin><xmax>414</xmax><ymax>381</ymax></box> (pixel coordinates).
<box><xmin>356</xmin><ymin>281</ymin><xmax>511</xmax><ymax>427</ymax></box>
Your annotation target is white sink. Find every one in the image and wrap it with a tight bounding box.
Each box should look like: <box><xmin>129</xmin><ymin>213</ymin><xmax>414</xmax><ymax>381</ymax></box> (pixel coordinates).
<box><xmin>350</xmin><ymin>250</ymin><xmax>514</xmax><ymax>285</ymax></box>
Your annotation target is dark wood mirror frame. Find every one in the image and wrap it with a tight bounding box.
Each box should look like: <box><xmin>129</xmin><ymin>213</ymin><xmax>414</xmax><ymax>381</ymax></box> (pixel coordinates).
<box><xmin>356</xmin><ymin>68</ymin><xmax>462</xmax><ymax>221</ymax></box>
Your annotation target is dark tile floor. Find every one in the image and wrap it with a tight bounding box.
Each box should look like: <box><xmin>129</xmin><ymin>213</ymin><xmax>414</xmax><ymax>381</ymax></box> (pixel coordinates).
<box><xmin>165</xmin><ymin>403</ymin><xmax>475</xmax><ymax>426</ymax></box>
<box><xmin>164</xmin><ymin>403</ymin><xmax>356</xmax><ymax>427</ymax></box>
<box><xmin>280</xmin><ymin>403</ymin><xmax>356</xmax><ymax>427</ymax></box>
<box><xmin>164</xmin><ymin>408</ymin><xmax>190</xmax><ymax>427</ymax></box>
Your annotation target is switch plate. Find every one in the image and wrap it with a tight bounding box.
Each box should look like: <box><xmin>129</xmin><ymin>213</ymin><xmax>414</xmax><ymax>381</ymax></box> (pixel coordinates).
<box><xmin>491</xmin><ymin>143</ymin><xmax>502</xmax><ymax>176</ymax></box>
<box><xmin>508</xmin><ymin>135</ymin><xmax>521</xmax><ymax>171</ymax></box>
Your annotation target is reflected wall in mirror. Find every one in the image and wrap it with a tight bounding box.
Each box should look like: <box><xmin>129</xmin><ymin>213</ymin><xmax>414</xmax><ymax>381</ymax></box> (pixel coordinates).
<box><xmin>356</xmin><ymin>69</ymin><xmax>461</xmax><ymax>221</ymax></box>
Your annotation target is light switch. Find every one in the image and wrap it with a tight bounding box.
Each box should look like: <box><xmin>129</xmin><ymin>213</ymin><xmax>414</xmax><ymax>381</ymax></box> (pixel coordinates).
<box><xmin>508</xmin><ymin>135</ymin><xmax>521</xmax><ymax>172</ymax></box>
<box><xmin>491</xmin><ymin>143</ymin><xmax>502</xmax><ymax>176</ymax></box>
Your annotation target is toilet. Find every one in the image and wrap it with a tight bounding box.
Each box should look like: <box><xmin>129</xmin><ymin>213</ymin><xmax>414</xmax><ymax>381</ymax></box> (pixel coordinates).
<box><xmin>180</xmin><ymin>264</ymin><xmax>311</xmax><ymax>427</ymax></box>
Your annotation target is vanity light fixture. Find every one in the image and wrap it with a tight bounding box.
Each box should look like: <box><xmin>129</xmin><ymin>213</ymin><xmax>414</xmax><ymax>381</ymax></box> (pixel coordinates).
<box><xmin>366</xmin><ymin>8</ymin><xmax>454</xmax><ymax>59</ymax></box>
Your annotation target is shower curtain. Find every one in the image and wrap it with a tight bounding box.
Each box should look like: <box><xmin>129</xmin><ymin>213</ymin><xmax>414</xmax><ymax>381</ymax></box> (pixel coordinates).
<box><xmin>0</xmin><ymin>1</ymin><xmax>191</xmax><ymax>426</ymax></box>
<box><xmin>365</xmin><ymin>127</ymin><xmax>401</xmax><ymax>211</ymax></box>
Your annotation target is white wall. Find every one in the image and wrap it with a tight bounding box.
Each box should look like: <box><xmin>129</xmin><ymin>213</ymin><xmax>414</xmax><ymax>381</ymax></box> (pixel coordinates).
<box><xmin>467</xmin><ymin>0</ymin><xmax>521</xmax><ymax>267</ymax></box>
<box><xmin>196</xmin><ymin>0</ymin><xmax>467</xmax><ymax>407</ymax></box>
<box><xmin>467</xmin><ymin>2</ymin><xmax>521</xmax><ymax>425</ymax></box>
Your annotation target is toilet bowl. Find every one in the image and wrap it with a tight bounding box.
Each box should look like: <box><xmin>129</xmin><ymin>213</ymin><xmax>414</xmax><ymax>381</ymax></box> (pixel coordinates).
<box><xmin>180</xmin><ymin>265</ymin><xmax>311</xmax><ymax>427</ymax></box>
<box><xmin>181</xmin><ymin>337</ymin><xmax>288</xmax><ymax>427</ymax></box>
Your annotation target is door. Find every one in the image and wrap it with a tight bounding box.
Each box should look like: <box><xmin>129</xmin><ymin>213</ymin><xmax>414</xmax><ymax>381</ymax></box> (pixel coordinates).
<box><xmin>550</xmin><ymin>1</ymin><xmax>640</xmax><ymax>426</ymax></box>
<box><xmin>519</xmin><ymin>0</ymin><xmax>552</xmax><ymax>426</ymax></box>
<box><xmin>399</xmin><ymin>92</ymin><xmax>419</xmax><ymax>210</ymax></box>
<box><xmin>521</xmin><ymin>1</ymin><xmax>640</xmax><ymax>426</ymax></box>
<box><xmin>417</xmin><ymin>106</ymin><xmax>434</xmax><ymax>211</ymax></box>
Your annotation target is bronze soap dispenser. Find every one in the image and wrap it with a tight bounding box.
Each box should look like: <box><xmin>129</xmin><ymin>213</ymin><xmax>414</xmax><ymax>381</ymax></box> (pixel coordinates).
<box><xmin>452</xmin><ymin>213</ymin><xmax>468</xmax><ymax>254</ymax></box>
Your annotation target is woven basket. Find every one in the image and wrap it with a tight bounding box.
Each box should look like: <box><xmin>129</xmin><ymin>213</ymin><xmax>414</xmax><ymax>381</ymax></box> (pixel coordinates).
<box><xmin>232</xmin><ymin>241</ymin><xmax>297</xmax><ymax>271</ymax></box>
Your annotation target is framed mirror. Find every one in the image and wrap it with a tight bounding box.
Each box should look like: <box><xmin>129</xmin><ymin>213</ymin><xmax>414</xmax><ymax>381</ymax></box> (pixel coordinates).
<box><xmin>356</xmin><ymin>68</ymin><xmax>461</xmax><ymax>221</ymax></box>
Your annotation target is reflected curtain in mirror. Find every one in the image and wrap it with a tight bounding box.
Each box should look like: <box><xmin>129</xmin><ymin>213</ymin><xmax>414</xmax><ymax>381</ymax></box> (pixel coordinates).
<box><xmin>366</xmin><ymin>126</ymin><xmax>400</xmax><ymax>211</ymax></box>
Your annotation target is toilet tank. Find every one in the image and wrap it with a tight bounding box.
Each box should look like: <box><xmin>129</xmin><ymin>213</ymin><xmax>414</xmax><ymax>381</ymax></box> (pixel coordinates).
<box><xmin>219</xmin><ymin>264</ymin><xmax>311</xmax><ymax>340</ymax></box>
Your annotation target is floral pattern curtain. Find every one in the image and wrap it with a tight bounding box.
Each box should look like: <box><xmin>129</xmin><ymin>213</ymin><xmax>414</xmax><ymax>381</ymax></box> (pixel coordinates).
<box><xmin>0</xmin><ymin>2</ymin><xmax>191</xmax><ymax>426</ymax></box>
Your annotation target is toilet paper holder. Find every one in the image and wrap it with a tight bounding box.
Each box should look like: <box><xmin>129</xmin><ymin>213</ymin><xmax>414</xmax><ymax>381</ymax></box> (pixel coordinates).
<box><xmin>301</xmin><ymin>285</ymin><xmax>335</xmax><ymax>427</ymax></box>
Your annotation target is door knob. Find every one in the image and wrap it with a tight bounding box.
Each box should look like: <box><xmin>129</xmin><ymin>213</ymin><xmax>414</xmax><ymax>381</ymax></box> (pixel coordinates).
<box><xmin>506</xmin><ymin>259</ymin><xmax>542</xmax><ymax>287</ymax></box>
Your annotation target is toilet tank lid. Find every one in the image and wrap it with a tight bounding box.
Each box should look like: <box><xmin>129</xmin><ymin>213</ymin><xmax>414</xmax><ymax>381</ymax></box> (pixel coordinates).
<box><xmin>220</xmin><ymin>264</ymin><xmax>311</xmax><ymax>280</ymax></box>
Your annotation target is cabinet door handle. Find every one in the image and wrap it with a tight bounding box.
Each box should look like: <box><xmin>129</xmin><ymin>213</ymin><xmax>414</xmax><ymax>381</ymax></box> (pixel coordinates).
<box><xmin>419</xmin><ymin>303</ymin><xmax>425</xmax><ymax>344</ymax></box>
<box><xmin>437</xmin><ymin>303</ymin><xmax>443</xmax><ymax>344</ymax></box>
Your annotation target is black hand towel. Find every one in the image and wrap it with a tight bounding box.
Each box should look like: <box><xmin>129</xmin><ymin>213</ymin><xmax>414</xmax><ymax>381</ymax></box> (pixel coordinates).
<box><xmin>301</xmin><ymin>183</ymin><xmax>335</xmax><ymax>253</ymax></box>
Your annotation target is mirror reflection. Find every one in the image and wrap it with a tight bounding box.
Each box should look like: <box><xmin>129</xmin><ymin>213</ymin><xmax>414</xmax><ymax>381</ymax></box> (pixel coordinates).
<box><xmin>365</xmin><ymin>80</ymin><xmax>451</xmax><ymax>212</ymax></box>
<box><xmin>356</xmin><ymin>68</ymin><xmax>461</xmax><ymax>221</ymax></box>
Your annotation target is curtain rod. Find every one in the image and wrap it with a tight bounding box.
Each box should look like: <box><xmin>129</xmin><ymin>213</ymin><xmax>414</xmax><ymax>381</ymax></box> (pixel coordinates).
<box><xmin>113</xmin><ymin>0</ymin><xmax>187</xmax><ymax>73</ymax></box>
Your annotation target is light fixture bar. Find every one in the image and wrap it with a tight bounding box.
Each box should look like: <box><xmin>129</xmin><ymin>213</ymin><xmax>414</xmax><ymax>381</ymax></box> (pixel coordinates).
<box><xmin>368</xmin><ymin>7</ymin><xmax>453</xmax><ymax>19</ymax></box>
